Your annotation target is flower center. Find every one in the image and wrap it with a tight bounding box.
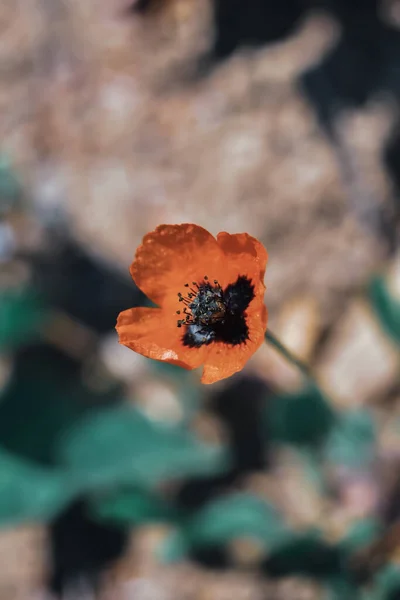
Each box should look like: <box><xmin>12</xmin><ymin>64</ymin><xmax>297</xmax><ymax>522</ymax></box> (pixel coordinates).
<box><xmin>176</xmin><ymin>276</ymin><xmax>227</xmax><ymax>328</ymax></box>
<box><xmin>175</xmin><ymin>275</ymin><xmax>256</xmax><ymax>348</ymax></box>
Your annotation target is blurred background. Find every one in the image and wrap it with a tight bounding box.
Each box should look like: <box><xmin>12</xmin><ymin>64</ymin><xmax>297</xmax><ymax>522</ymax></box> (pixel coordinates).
<box><xmin>1</xmin><ymin>0</ymin><xmax>400</xmax><ymax>598</ymax></box>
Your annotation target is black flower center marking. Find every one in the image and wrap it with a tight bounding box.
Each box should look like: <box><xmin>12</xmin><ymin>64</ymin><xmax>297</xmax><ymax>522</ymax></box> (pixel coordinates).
<box><xmin>176</xmin><ymin>275</ymin><xmax>255</xmax><ymax>347</ymax></box>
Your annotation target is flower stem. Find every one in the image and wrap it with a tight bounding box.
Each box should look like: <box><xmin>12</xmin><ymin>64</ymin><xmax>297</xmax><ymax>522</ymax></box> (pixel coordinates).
<box><xmin>264</xmin><ymin>329</ymin><xmax>310</xmax><ymax>378</ymax></box>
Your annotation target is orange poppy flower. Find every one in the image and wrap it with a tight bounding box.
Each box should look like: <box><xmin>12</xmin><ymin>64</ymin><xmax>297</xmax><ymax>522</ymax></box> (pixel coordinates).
<box><xmin>116</xmin><ymin>224</ymin><xmax>268</xmax><ymax>384</ymax></box>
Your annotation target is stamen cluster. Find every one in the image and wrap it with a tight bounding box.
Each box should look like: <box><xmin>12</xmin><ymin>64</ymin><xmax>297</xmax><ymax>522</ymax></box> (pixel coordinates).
<box><xmin>176</xmin><ymin>276</ymin><xmax>226</xmax><ymax>328</ymax></box>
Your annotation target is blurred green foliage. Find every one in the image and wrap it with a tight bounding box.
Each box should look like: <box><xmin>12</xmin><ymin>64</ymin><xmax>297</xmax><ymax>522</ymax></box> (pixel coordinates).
<box><xmin>363</xmin><ymin>565</ymin><xmax>400</xmax><ymax>600</ymax></box>
<box><xmin>323</xmin><ymin>409</ymin><xmax>376</xmax><ymax>470</ymax></box>
<box><xmin>0</xmin><ymin>449</ymin><xmax>76</xmax><ymax>526</ymax></box>
<box><xmin>268</xmin><ymin>383</ymin><xmax>336</xmax><ymax>447</ymax></box>
<box><xmin>0</xmin><ymin>343</ymin><xmax>107</xmax><ymax>464</ymax></box>
<box><xmin>369</xmin><ymin>275</ymin><xmax>400</xmax><ymax>347</ymax></box>
<box><xmin>0</xmin><ymin>155</ymin><xmax>22</xmax><ymax>214</ymax></box>
<box><xmin>340</xmin><ymin>519</ymin><xmax>382</xmax><ymax>556</ymax></box>
<box><xmin>88</xmin><ymin>487</ymin><xmax>178</xmax><ymax>526</ymax></box>
<box><xmin>0</xmin><ymin>285</ymin><xmax>46</xmax><ymax>350</ymax></box>
<box><xmin>160</xmin><ymin>492</ymin><xmax>289</xmax><ymax>563</ymax></box>
<box><xmin>56</xmin><ymin>405</ymin><xmax>230</xmax><ymax>490</ymax></box>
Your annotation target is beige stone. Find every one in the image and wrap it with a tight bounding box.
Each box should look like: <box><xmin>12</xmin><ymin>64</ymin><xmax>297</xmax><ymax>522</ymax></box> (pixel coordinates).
<box><xmin>316</xmin><ymin>299</ymin><xmax>399</xmax><ymax>409</ymax></box>
<box><xmin>0</xmin><ymin>526</ymin><xmax>48</xmax><ymax>600</ymax></box>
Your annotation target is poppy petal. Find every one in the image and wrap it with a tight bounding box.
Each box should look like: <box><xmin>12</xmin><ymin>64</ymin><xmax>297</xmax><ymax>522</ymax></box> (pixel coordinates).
<box><xmin>131</xmin><ymin>224</ymin><xmax>225</xmax><ymax>305</ymax></box>
<box><xmin>117</xmin><ymin>306</ymin><xmax>208</xmax><ymax>369</ymax></box>
<box><xmin>201</xmin><ymin>303</ymin><xmax>268</xmax><ymax>384</ymax></box>
<box><xmin>216</xmin><ymin>232</ymin><xmax>268</xmax><ymax>283</ymax></box>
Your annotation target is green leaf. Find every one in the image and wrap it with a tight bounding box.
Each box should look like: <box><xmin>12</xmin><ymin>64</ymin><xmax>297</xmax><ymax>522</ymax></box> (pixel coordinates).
<box><xmin>264</xmin><ymin>532</ymin><xmax>341</xmax><ymax>579</ymax></box>
<box><xmin>160</xmin><ymin>493</ymin><xmax>289</xmax><ymax>563</ymax></box>
<box><xmin>0</xmin><ymin>286</ymin><xmax>46</xmax><ymax>350</ymax></box>
<box><xmin>0</xmin><ymin>344</ymin><xmax>116</xmax><ymax>465</ymax></box>
<box><xmin>368</xmin><ymin>564</ymin><xmax>400</xmax><ymax>600</ymax></box>
<box><xmin>0</xmin><ymin>449</ymin><xmax>75</xmax><ymax>526</ymax></box>
<box><xmin>323</xmin><ymin>409</ymin><xmax>376</xmax><ymax>469</ymax></box>
<box><xmin>186</xmin><ymin>493</ymin><xmax>287</xmax><ymax>547</ymax></box>
<box><xmin>56</xmin><ymin>406</ymin><xmax>230</xmax><ymax>490</ymax></box>
<box><xmin>368</xmin><ymin>275</ymin><xmax>400</xmax><ymax>346</ymax></box>
<box><xmin>340</xmin><ymin>518</ymin><xmax>382</xmax><ymax>556</ymax></box>
<box><xmin>268</xmin><ymin>384</ymin><xmax>336</xmax><ymax>447</ymax></box>
<box><xmin>325</xmin><ymin>576</ymin><xmax>361</xmax><ymax>600</ymax></box>
<box><xmin>0</xmin><ymin>155</ymin><xmax>22</xmax><ymax>213</ymax></box>
<box><xmin>88</xmin><ymin>487</ymin><xmax>179</xmax><ymax>526</ymax></box>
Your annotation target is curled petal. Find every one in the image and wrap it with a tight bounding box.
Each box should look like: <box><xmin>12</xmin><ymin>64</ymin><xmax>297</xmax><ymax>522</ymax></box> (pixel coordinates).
<box><xmin>117</xmin><ymin>306</ymin><xmax>208</xmax><ymax>369</ymax></box>
<box><xmin>216</xmin><ymin>232</ymin><xmax>268</xmax><ymax>283</ymax></box>
<box><xmin>131</xmin><ymin>224</ymin><xmax>225</xmax><ymax>305</ymax></box>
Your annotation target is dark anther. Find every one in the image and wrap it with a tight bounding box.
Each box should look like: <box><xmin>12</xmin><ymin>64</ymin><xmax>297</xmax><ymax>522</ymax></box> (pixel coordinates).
<box><xmin>181</xmin><ymin>275</ymin><xmax>255</xmax><ymax>348</ymax></box>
